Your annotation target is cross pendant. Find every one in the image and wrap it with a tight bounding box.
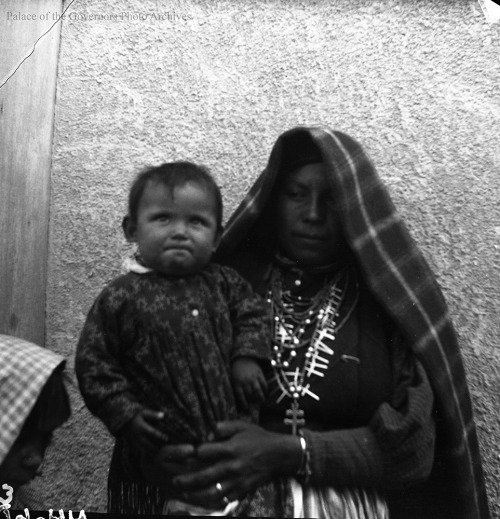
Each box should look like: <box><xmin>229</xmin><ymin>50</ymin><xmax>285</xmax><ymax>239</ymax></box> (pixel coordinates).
<box><xmin>284</xmin><ymin>400</ymin><xmax>305</xmax><ymax>435</ymax></box>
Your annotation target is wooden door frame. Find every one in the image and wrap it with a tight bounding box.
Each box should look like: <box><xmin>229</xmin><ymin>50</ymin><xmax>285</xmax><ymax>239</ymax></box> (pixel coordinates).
<box><xmin>0</xmin><ymin>0</ymin><xmax>63</xmax><ymax>344</ymax></box>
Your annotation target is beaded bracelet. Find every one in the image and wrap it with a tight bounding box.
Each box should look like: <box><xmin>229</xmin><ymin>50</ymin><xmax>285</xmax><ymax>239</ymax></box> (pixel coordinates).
<box><xmin>296</xmin><ymin>433</ymin><xmax>312</xmax><ymax>484</ymax></box>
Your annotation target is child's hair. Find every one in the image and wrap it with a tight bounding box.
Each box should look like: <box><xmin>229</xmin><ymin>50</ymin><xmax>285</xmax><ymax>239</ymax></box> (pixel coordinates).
<box><xmin>128</xmin><ymin>161</ymin><xmax>223</xmax><ymax>229</ymax></box>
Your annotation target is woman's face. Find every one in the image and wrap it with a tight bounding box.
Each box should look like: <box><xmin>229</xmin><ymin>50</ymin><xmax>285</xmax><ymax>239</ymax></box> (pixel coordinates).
<box><xmin>0</xmin><ymin>430</ymin><xmax>52</xmax><ymax>489</ymax></box>
<box><xmin>275</xmin><ymin>163</ymin><xmax>343</xmax><ymax>267</ymax></box>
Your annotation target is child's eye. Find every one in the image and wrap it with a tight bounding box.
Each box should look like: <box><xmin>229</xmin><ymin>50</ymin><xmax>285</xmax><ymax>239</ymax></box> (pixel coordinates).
<box><xmin>190</xmin><ymin>217</ymin><xmax>207</xmax><ymax>226</ymax></box>
<box><xmin>155</xmin><ymin>214</ymin><xmax>170</xmax><ymax>222</ymax></box>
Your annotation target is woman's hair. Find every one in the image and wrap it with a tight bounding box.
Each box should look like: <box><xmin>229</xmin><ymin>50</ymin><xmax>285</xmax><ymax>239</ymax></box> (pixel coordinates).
<box><xmin>128</xmin><ymin>161</ymin><xmax>223</xmax><ymax>229</ymax></box>
<box><xmin>277</xmin><ymin>132</ymin><xmax>323</xmax><ymax>176</ymax></box>
<box><xmin>19</xmin><ymin>365</ymin><xmax>70</xmax><ymax>438</ymax></box>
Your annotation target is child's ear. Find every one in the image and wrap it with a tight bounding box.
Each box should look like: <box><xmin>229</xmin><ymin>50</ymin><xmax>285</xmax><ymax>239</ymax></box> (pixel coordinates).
<box><xmin>122</xmin><ymin>215</ymin><xmax>137</xmax><ymax>243</ymax></box>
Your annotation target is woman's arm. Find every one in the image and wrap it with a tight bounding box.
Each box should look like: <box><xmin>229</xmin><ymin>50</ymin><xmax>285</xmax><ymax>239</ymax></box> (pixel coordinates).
<box><xmin>303</xmin><ymin>358</ymin><xmax>435</xmax><ymax>488</ymax></box>
<box><xmin>165</xmin><ymin>343</ymin><xmax>434</xmax><ymax>504</ymax></box>
<box><xmin>147</xmin><ymin>331</ymin><xmax>434</xmax><ymax>508</ymax></box>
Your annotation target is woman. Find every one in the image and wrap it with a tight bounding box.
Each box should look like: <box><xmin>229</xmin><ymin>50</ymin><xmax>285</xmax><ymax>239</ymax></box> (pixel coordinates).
<box><xmin>0</xmin><ymin>334</ymin><xmax>71</xmax><ymax>510</ymax></box>
<box><xmin>148</xmin><ymin>127</ymin><xmax>489</xmax><ymax>518</ymax></box>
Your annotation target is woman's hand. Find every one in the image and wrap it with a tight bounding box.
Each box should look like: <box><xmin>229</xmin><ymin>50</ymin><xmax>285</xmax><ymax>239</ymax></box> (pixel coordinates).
<box><xmin>140</xmin><ymin>442</ymin><xmax>203</xmax><ymax>499</ymax></box>
<box><xmin>171</xmin><ymin>421</ymin><xmax>301</xmax><ymax>508</ymax></box>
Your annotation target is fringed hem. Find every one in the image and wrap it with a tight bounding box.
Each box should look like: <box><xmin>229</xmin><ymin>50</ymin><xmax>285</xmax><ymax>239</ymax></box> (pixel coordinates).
<box><xmin>108</xmin><ymin>478</ymin><xmax>165</xmax><ymax>515</ymax></box>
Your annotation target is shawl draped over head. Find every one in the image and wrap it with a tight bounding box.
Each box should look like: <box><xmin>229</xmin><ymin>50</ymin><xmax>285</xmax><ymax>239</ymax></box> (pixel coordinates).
<box><xmin>0</xmin><ymin>334</ymin><xmax>70</xmax><ymax>468</ymax></box>
<box><xmin>216</xmin><ymin>127</ymin><xmax>490</xmax><ymax>519</ymax></box>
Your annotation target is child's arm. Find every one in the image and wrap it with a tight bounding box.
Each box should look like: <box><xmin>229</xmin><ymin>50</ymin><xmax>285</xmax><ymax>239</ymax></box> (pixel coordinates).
<box><xmin>220</xmin><ymin>266</ymin><xmax>272</xmax><ymax>410</ymax></box>
<box><xmin>75</xmin><ymin>283</ymin><xmax>152</xmax><ymax>438</ymax></box>
<box><xmin>231</xmin><ymin>357</ymin><xmax>267</xmax><ymax>411</ymax></box>
<box><xmin>221</xmin><ymin>266</ymin><xmax>271</xmax><ymax>362</ymax></box>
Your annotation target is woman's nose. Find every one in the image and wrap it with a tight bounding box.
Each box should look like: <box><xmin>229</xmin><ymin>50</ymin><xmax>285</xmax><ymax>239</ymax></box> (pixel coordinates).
<box><xmin>304</xmin><ymin>197</ymin><xmax>325</xmax><ymax>222</ymax></box>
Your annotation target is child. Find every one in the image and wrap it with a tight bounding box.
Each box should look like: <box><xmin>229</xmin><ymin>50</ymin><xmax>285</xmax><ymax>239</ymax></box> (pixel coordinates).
<box><xmin>75</xmin><ymin>162</ymin><xmax>270</xmax><ymax>515</ymax></box>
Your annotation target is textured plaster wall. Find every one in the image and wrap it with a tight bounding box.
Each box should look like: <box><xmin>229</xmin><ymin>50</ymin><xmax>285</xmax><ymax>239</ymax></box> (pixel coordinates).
<box><xmin>38</xmin><ymin>0</ymin><xmax>500</xmax><ymax>515</ymax></box>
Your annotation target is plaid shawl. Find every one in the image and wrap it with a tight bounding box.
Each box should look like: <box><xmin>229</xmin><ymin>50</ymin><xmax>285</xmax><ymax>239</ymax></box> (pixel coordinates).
<box><xmin>0</xmin><ymin>335</ymin><xmax>67</xmax><ymax>466</ymax></box>
<box><xmin>217</xmin><ymin>127</ymin><xmax>489</xmax><ymax>519</ymax></box>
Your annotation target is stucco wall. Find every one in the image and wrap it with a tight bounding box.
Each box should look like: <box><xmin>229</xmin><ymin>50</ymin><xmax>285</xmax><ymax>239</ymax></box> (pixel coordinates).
<box><xmin>39</xmin><ymin>0</ymin><xmax>500</xmax><ymax>515</ymax></box>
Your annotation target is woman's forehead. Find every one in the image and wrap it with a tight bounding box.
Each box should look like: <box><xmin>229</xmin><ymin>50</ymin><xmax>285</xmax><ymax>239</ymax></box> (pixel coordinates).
<box><xmin>284</xmin><ymin>163</ymin><xmax>330</xmax><ymax>188</ymax></box>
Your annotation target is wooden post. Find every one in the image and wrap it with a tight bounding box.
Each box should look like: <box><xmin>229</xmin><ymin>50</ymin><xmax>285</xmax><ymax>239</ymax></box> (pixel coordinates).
<box><xmin>0</xmin><ymin>0</ymin><xmax>63</xmax><ymax>344</ymax></box>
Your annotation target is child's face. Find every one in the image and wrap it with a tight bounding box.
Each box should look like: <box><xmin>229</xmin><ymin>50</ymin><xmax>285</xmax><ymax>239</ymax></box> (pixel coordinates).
<box><xmin>130</xmin><ymin>181</ymin><xmax>220</xmax><ymax>276</ymax></box>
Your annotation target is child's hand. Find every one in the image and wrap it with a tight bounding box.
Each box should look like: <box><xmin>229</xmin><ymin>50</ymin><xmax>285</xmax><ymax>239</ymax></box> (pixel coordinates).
<box><xmin>232</xmin><ymin>357</ymin><xmax>267</xmax><ymax>411</ymax></box>
<box><xmin>121</xmin><ymin>409</ymin><xmax>169</xmax><ymax>453</ymax></box>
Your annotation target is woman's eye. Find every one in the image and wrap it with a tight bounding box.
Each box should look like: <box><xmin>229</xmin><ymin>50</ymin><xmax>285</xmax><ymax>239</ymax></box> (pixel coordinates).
<box><xmin>325</xmin><ymin>195</ymin><xmax>336</xmax><ymax>207</ymax></box>
<box><xmin>286</xmin><ymin>190</ymin><xmax>306</xmax><ymax>200</ymax></box>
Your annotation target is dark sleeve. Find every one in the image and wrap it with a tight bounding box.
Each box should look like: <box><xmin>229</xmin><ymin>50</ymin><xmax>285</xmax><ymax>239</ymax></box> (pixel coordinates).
<box><xmin>75</xmin><ymin>285</ymin><xmax>144</xmax><ymax>435</ymax></box>
<box><xmin>219</xmin><ymin>266</ymin><xmax>271</xmax><ymax>363</ymax></box>
<box><xmin>303</xmin><ymin>335</ymin><xmax>436</xmax><ymax>489</ymax></box>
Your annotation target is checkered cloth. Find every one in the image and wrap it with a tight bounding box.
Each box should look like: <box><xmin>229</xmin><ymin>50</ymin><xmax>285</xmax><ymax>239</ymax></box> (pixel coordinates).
<box><xmin>0</xmin><ymin>335</ymin><xmax>65</xmax><ymax>465</ymax></box>
<box><xmin>217</xmin><ymin>127</ymin><xmax>489</xmax><ymax>519</ymax></box>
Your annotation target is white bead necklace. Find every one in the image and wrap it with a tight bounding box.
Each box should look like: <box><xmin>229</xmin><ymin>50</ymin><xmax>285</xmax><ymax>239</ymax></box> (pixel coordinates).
<box><xmin>267</xmin><ymin>268</ymin><xmax>348</xmax><ymax>435</ymax></box>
